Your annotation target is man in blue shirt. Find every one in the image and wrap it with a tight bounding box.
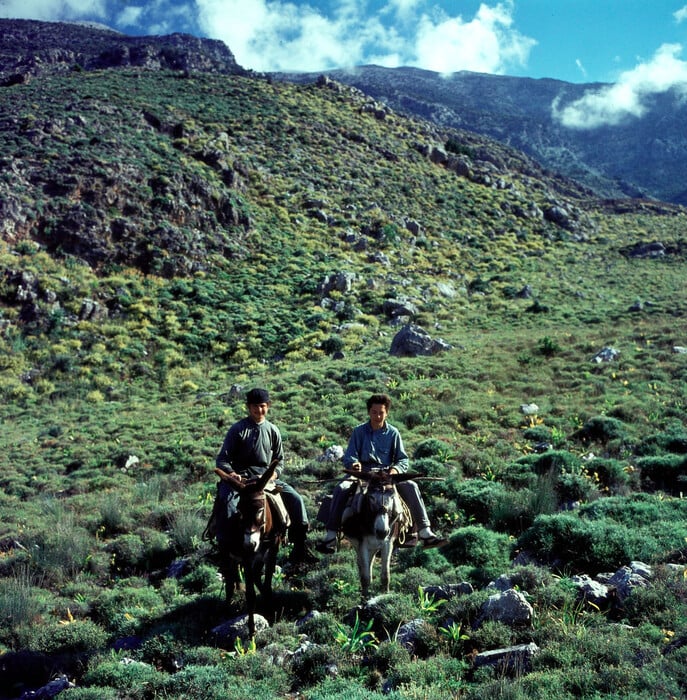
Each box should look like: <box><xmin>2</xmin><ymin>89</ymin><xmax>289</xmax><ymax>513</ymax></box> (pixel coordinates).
<box><xmin>316</xmin><ymin>393</ymin><xmax>446</xmax><ymax>553</ymax></box>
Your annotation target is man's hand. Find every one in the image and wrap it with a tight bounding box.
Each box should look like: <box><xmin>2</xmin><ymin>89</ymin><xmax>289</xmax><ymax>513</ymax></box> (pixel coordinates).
<box><xmin>351</xmin><ymin>461</ymin><xmax>362</xmax><ymax>472</ymax></box>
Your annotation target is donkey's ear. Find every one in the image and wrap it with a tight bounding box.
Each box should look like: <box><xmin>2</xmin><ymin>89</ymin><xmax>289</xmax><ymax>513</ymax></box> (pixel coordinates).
<box><xmin>253</xmin><ymin>459</ymin><xmax>280</xmax><ymax>491</ymax></box>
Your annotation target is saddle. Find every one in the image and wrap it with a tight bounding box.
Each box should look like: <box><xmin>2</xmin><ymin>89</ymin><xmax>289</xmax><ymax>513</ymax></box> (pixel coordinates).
<box><xmin>203</xmin><ymin>478</ymin><xmax>290</xmax><ymax>544</ymax></box>
<box><xmin>341</xmin><ymin>478</ymin><xmax>415</xmax><ymax>543</ymax></box>
<box><xmin>264</xmin><ymin>483</ymin><xmax>290</xmax><ymax>532</ymax></box>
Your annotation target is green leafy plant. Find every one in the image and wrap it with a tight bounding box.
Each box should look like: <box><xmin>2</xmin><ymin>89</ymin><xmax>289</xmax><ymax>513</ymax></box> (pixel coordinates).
<box><xmin>233</xmin><ymin>636</ymin><xmax>257</xmax><ymax>656</ymax></box>
<box><xmin>334</xmin><ymin>612</ymin><xmax>379</xmax><ymax>653</ymax></box>
<box><xmin>417</xmin><ymin>586</ymin><xmax>447</xmax><ymax>616</ymax></box>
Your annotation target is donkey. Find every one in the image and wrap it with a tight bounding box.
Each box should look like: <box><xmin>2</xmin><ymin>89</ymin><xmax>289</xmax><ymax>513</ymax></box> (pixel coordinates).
<box><xmin>213</xmin><ymin>460</ymin><xmax>287</xmax><ymax>637</ymax></box>
<box><xmin>340</xmin><ymin>469</ymin><xmax>414</xmax><ymax>599</ymax></box>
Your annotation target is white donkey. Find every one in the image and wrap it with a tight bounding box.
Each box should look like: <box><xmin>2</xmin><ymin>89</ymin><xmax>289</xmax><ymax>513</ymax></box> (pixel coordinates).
<box><xmin>341</xmin><ymin>469</ymin><xmax>414</xmax><ymax>598</ymax></box>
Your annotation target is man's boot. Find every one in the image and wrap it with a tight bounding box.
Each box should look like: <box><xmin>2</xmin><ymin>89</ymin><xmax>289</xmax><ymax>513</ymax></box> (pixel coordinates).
<box><xmin>288</xmin><ymin>524</ymin><xmax>318</xmax><ymax>564</ymax></box>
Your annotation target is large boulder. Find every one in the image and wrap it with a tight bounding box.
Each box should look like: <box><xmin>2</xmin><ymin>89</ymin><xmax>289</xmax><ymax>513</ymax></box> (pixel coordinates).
<box><xmin>389</xmin><ymin>323</ymin><xmax>451</xmax><ymax>357</ymax></box>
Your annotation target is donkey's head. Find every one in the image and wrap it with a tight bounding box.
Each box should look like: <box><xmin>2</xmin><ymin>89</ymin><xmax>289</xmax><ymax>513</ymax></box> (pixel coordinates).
<box><xmin>216</xmin><ymin>460</ymin><xmax>279</xmax><ymax>553</ymax></box>
<box><xmin>348</xmin><ymin>470</ymin><xmax>416</xmax><ymax>541</ymax></box>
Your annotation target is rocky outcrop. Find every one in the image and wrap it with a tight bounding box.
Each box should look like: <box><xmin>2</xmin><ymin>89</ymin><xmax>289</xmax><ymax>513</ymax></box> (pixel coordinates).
<box><xmin>0</xmin><ymin>19</ymin><xmax>247</xmax><ymax>84</ymax></box>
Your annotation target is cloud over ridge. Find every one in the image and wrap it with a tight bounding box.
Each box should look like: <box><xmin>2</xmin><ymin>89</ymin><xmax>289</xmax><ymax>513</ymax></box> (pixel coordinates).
<box><xmin>553</xmin><ymin>43</ymin><xmax>687</xmax><ymax>129</ymax></box>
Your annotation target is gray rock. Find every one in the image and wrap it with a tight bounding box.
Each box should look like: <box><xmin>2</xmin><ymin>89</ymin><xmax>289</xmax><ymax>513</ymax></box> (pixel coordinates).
<box><xmin>389</xmin><ymin>323</ymin><xmax>451</xmax><ymax>357</ymax></box>
<box><xmin>477</xmin><ymin>588</ymin><xmax>534</xmax><ymax>628</ymax></box>
<box><xmin>473</xmin><ymin>642</ymin><xmax>540</xmax><ymax>675</ymax></box>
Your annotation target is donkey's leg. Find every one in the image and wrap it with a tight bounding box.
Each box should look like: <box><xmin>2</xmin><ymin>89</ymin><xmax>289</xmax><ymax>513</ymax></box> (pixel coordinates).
<box><xmin>356</xmin><ymin>539</ymin><xmax>373</xmax><ymax>599</ymax></box>
<box><xmin>243</xmin><ymin>559</ymin><xmax>257</xmax><ymax>638</ymax></box>
<box><xmin>379</xmin><ymin>540</ymin><xmax>392</xmax><ymax>593</ymax></box>
<box><xmin>221</xmin><ymin>559</ymin><xmax>239</xmax><ymax>605</ymax></box>
<box><xmin>260</xmin><ymin>545</ymin><xmax>278</xmax><ymax>622</ymax></box>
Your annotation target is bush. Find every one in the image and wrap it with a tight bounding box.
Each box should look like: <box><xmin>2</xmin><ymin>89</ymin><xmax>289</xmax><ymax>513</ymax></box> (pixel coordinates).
<box><xmin>180</xmin><ymin>563</ymin><xmax>219</xmax><ymax>594</ymax></box>
<box><xmin>441</xmin><ymin>526</ymin><xmax>511</xmax><ymax>583</ymax></box>
<box><xmin>584</xmin><ymin>457</ymin><xmax>634</xmax><ymax>493</ymax></box>
<box><xmin>413</xmin><ymin>438</ymin><xmax>453</xmax><ymax>461</ymax></box>
<box><xmin>449</xmin><ymin>480</ymin><xmax>508</xmax><ymax>524</ymax></box>
<box><xmin>0</xmin><ymin>566</ymin><xmax>47</xmax><ymax>634</ymax></box>
<box><xmin>579</xmin><ymin>492</ymin><xmax>687</xmax><ymax>529</ymax></box>
<box><xmin>29</xmin><ymin>517</ymin><xmax>92</xmax><ymax>584</ymax></box>
<box><xmin>107</xmin><ymin>534</ymin><xmax>145</xmax><ymax>575</ymax></box>
<box><xmin>290</xmin><ymin>643</ymin><xmax>342</xmax><ymax>689</ymax></box>
<box><xmin>572</xmin><ymin>415</ymin><xmax>629</xmax><ymax>444</ymax></box>
<box><xmin>297</xmin><ymin>612</ymin><xmax>342</xmax><ymax>645</ymax></box>
<box><xmin>636</xmin><ymin>453</ymin><xmax>687</xmax><ymax>493</ymax></box>
<box><xmin>81</xmin><ymin>659</ymin><xmax>164</xmax><ymax>698</ymax></box>
<box><xmin>369</xmin><ymin>639</ymin><xmax>411</xmax><ymax>673</ymax></box>
<box><xmin>516</xmin><ymin>513</ymin><xmax>642</xmax><ymax>574</ymax></box>
<box><xmin>19</xmin><ymin>619</ymin><xmax>109</xmax><ymax>655</ymax></box>
<box><xmin>90</xmin><ymin>581</ymin><xmax>166</xmax><ymax>636</ymax></box>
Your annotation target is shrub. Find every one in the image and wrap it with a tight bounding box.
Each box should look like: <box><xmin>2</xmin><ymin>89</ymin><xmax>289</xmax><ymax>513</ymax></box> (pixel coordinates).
<box><xmin>180</xmin><ymin>563</ymin><xmax>219</xmax><ymax>594</ymax></box>
<box><xmin>19</xmin><ymin>619</ymin><xmax>109</xmax><ymax>655</ymax></box>
<box><xmin>290</xmin><ymin>643</ymin><xmax>342</xmax><ymax>689</ymax></box>
<box><xmin>518</xmin><ymin>450</ymin><xmax>581</xmax><ymax>476</ymax></box>
<box><xmin>636</xmin><ymin>453</ymin><xmax>687</xmax><ymax>493</ymax></box>
<box><xmin>81</xmin><ymin>659</ymin><xmax>164</xmax><ymax>698</ymax></box>
<box><xmin>62</xmin><ymin>688</ymin><xmax>120</xmax><ymax>700</ymax></box>
<box><xmin>579</xmin><ymin>492</ymin><xmax>687</xmax><ymax>529</ymax></box>
<box><xmin>584</xmin><ymin>456</ymin><xmax>634</xmax><ymax>493</ymax></box>
<box><xmin>107</xmin><ymin>534</ymin><xmax>145</xmax><ymax>575</ymax></box>
<box><xmin>354</xmin><ymin>592</ymin><xmax>417</xmax><ymax>640</ymax></box>
<box><xmin>515</xmin><ymin>513</ymin><xmax>641</xmax><ymax>574</ymax></box>
<box><xmin>369</xmin><ymin>639</ymin><xmax>411</xmax><ymax>674</ymax></box>
<box><xmin>410</xmin><ymin>457</ymin><xmax>448</xmax><ymax>478</ymax></box>
<box><xmin>413</xmin><ymin>438</ymin><xmax>453</xmax><ymax>461</ymax></box>
<box><xmin>139</xmin><ymin>632</ymin><xmax>184</xmax><ymax>672</ymax></box>
<box><xmin>90</xmin><ymin>581</ymin><xmax>166</xmax><ymax>636</ymax></box>
<box><xmin>29</xmin><ymin>521</ymin><xmax>92</xmax><ymax>584</ymax></box>
<box><xmin>0</xmin><ymin>566</ymin><xmax>47</xmax><ymax>634</ymax></box>
<box><xmin>297</xmin><ymin>612</ymin><xmax>342</xmax><ymax>645</ymax></box>
<box><xmin>572</xmin><ymin>415</ymin><xmax>629</xmax><ymax>444</ymax></box>
<box><xmin>402</xmin><ymin>409</ymin><xmax>424</xmax><ymax>429</ymax></box>
<box><xmin>441</xmin><ymin>526</ymin><xmax>511</xmax><ymax>583</ymax></box>
<box><xmin>449</xmin><ymin>479</ymin><xmax>508</xmax><ymax>524</ymax></box>
<box><xmin>167</xmin><ymin>510</ymin><xmax>206</xmax><ymax>554</ymax></box>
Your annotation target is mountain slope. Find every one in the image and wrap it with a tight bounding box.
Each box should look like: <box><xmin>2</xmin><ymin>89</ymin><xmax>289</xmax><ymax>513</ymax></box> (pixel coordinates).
<box><xmin>1</xmin><ymin>21</ymin><xmax>687</xmax><ymax>700</ymax></box>
<box><xmin>276</xmin><ymin>65</ymin><xmax>687</xmax><ymax>205</ymax></box>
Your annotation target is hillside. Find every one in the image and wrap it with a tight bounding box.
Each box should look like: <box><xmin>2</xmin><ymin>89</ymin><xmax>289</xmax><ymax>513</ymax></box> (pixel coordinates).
<box><xmin>1</xmin><ymin>20</ymin><xmax>687</xmax><ymax>700</ymax></box>
<box><xmin>277</xmin><ymin>65</ymin><xmax>687</xmax><ymax>205</ymax></box>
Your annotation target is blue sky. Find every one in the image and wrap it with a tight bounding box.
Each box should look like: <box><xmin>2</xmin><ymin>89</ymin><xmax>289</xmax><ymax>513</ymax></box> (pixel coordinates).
<box><xmin>2</xmin><ymin>1</ymin><xmax>687</xmax><ymax>128</ymax></box>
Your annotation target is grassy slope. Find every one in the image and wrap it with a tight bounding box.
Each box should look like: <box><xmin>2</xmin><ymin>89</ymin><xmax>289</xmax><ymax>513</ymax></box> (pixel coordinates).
<box><xmin>1</xmin><ymin>68</ymin><xmax>687</xmax><ymax>698</ymax></box>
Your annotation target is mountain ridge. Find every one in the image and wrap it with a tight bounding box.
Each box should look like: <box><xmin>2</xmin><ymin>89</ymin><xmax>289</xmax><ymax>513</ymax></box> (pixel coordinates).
<box><xmin>275</xmin><ymin>64</ymin><xmax>687</xmax><ymax>206</ymax></box>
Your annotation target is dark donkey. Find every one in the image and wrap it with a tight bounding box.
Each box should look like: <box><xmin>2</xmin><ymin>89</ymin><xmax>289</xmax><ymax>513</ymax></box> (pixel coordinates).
<box><xmin>213</xmin><ymin>459</ymin><xmax>287</xmax><ymax>637</ymax></box>
<box><xmin>341</xmin><ymin>469</ymin><xmax>415</xmax><ymax>598</ymax></box>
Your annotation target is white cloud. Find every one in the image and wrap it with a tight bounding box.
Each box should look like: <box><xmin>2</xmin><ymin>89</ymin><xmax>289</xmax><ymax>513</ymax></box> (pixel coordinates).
<box><xmin>195</xmin><ymin>0</ymin><xmax>535</xmax><ymax>74</ymax></box>
<box><xmin>674</xmin><ymin>5</ymin><xmax>687</xmax><ymax>23</ymax></box>
<box><xmin>553</xmin><ymin>43</ymin><xmax>687</xmax><ymax>129</ymax></box>
<box><xmin>0</xmin><ymin>0</ymin><xmax>107</xmax><ymax>21</ymax></box>
<box><xmin>115</xmin><ymin>6</ymin><xmax>144</xmax><ymax>28</ymax></box>
<box><xmin>413</xmin><ymin>2</ymin><xmax>535</xmax><ymax>75</ymax></box>
<box><xmin>0</xmin><ymin>0</ymin><xmax>535</xmax><ymax>75</ymax></box>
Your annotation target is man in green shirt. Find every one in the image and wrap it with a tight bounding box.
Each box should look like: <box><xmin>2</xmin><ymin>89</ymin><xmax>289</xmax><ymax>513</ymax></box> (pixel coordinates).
<box><xmin>216</xmin><ymin>388</ymin><xmax>314</xmax><ymax>564</ymax></box>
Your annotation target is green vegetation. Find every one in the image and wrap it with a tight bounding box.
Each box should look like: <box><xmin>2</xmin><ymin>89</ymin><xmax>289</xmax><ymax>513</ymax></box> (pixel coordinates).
<box><xmin>0</xmin><ymin>65</ymin><xmax>686</xmax><ymax>699</ymax></box>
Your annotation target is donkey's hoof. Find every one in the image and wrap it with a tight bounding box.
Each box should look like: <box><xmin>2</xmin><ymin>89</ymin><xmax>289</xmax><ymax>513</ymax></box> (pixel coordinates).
<box><xmin>315</xmin><ymin>539</ymin><xmax>336</xmax><ymax>554</ymax></box>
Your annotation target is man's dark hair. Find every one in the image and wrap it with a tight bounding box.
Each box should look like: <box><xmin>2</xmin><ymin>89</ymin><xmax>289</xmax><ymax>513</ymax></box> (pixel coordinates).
<box><xmin>367</xmin><ymin>393</ymin><xmax>392</xmax><ymax>411</ymax></box>
<box><xmin>246</xmin><ymin>388</ymin><xmax>270</xmax><ymax>405</ymax></box>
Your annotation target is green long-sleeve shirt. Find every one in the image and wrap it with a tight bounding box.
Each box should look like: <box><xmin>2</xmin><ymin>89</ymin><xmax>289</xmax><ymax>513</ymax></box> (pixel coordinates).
<box><xmin>216</xmin><ymin>416</ymin><xmax>284</xmax><ymax>479</ymax></box>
